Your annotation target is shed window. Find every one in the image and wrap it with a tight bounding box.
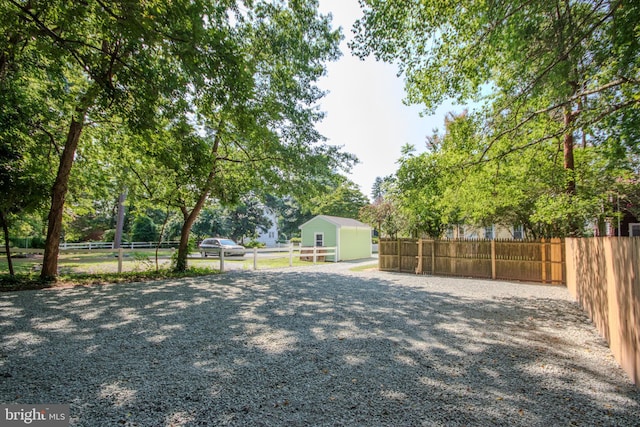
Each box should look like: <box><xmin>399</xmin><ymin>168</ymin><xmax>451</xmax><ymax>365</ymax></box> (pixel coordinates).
<box><xmin>315</xmin><ymin>233</ymin><xmax>324</xmax><ymax>247</ymax></box>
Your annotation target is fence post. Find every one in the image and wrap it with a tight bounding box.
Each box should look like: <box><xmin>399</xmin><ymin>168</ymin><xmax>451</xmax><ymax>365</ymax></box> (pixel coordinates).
<box><xmin>431</xmin><ymin>240</ymin><xmax>436</xmax><ymax>275</ymax></box>
<box><xmin>313</xmin><ymin>247</ymin><xmax>317</xmax><ymax>264</ymax></box>
<box><xmin>117</xmin><ymin>247</ymin><xmax>123</xmax><ymax>274</ymax></box>
<box><xmin>253</xmin><ymin>247</ymin><xmax>258</xmax><ymax>270</ymax></box>
<box><xmin>541</xmin><ymin>238</ymin><xmax>547</xmax><ymax>283</ymax></box>
<box><xmin>491</xmin><ymin>240</ymin><xmax>497</xmax><ymax>280</ymax></box>
<box><xmin>289</xmin><ymin>245</ymin><xmax>293</xmax><ymax>267</ymax></box>
<box><xmin>397</xmin><ymin>239</ymin><xmax>402</xmax><ymax>272</ymax></box>
<box><xmin>550</xmin><ymin>238</ymin><xmax>563</xmax><ymax>284</ymax></box>
<box><xmin>416</xmin><ymin>239</ymin><xmax>423</xmax><ymax>274</ymax></box>
<box><xmin>220</xmin><ymin>250</ymin><xmax>225</xmax><ymax>273</ymax></box>
<box><xmin>450</xmin><ymin>240</ymin><xmax>456</xmax><ymax>275</ymax></box>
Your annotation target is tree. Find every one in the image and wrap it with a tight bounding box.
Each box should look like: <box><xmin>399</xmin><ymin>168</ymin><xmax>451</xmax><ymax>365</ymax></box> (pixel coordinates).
<box><xmin>264</xmin><ymin>195</ymin><xmax>313</xmax><ymax>240</ymax></box>
<box><xmin>225</xmin><ymin>196</ymin><xmax>272</xmax><ymax>244</ymax></box>
<box><xmin>120</xmin><ymin>0</ymin><xmax>350</xmax><ymax>271</ymax></box>
<box><xmin>360</xmin><ymin>175</ymin><xmax>408</xmax><ymax>238</ymax></box>
<box><xmin>0</xmin><ymin>43</ymin><xmax>51</xmax><ymax>275</ymax></box>
<box><xmin>359</xmin><ymin>199</ymin><xmax>402</xmax><ymax>239</ymax></box>
<box><xmin>0</xmin><ymin>141</ymin><xmax>49</xmax><ymax>275</ymax></box>
<box><xmin>388</xmin><ymin>110</ymin><xmax>632</xmax><ymax>238</ymax></box>
<box><xmin>307</xmin><ymin>177</ymin><xmax>369</xmax><ymax>219</ymax></box>
<box><xmin>395</xmin><ymin>144</ymin><xmax>447</xmax><ymax>238</ymax></box>
<box><xmin>2</xmin><ymin>1</ymin><xmax>237</xmax><ymax>279</ymax></box>
<box><xmin>131</xmin><ymin>215</ymin><xmax>157</xmax><ymax>242</ymax></box>
<box><xmin>352</xmin><ymin>0</ymin><xmax>640</xmax><ymax>236</ymax></box>
<box><xmin>191</xmin><ymin>206</ymin><xmax>228</xmax><ymax>242</ymax></box>
<box><xmin>371</xmin><ymin>175</ymin><xmax>394</xmax><ymax>201</ymax></box>
<box><xmin>2</xmin><ymin>0</ymin><xmax>352</xmax><ymax>277</ymax></box>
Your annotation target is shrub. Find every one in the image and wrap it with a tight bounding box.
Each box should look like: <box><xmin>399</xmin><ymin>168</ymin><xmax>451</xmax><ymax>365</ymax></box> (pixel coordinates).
<box><xmin>7</xmin><ymin>236</ymin><xmax>46</xmax><ymax>249</ymax></box>
<box><xmin>244</xmin><ymin>240</ymin><xmax>266</xmax><ymax>248</ymax></box>
<box><xmin>102</xmin><ymin>229</ymin><xmax>116</xmax><ymax>242</ymax></box>
<box><xmin>170</xmin><ymin>238</ymin><xmax>196</xmax><ymax>270</ymax></box>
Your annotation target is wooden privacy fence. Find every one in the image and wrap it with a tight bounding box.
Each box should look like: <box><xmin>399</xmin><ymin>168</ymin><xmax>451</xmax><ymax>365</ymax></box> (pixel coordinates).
<box><xmin>379</xmin><ymin>238</ymin><xmax>565</xmax><ymax>284</ymax></box>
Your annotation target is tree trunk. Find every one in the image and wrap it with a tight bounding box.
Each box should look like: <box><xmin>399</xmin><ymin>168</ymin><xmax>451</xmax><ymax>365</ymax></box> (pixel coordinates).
<box><xmin>0</xmin><ymin>211</ymin><xmax>14</xmax><ymax>276</ymax></box>
<box><xmin>155</xmin><ymin>208</ymin><xmax>171</xmax><ymax>272</ymax></box>
<box><xmin>175</xmin><ymin>217</ymin><xmax>193</xmax><ymax>272</ymax></box>
<box><xmin>174</xmin><ymin>200</ymin><xmax>209</xmax><ymax>272</ymax></box>
<box><xmin>174</xmin><ymin>124</ymin><xmax>223</xmax><ymax>271</ymax></box>
<box><xmin>114</xmin><ymin>190</ymin><xmax>127</xmax><ymax>249</ymax></box>
<box><xmin>563</xmin><ymin>109</ymin><xmax>576</xmax><ymax>196</ymax></box>
<box><xmin>563</xmin><ymin>107</ymin><xmax>580</xmax><ymax>237</ymax></box>
<box><xmin>40</xmin><ymin>109</ymin><xmax>87</xmax><ymax>280</ymax></box>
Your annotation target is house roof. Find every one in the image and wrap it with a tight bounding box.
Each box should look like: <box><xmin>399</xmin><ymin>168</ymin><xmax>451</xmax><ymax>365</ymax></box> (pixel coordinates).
<box><xmin>300</xmin><ymin>215</ymin><xmax>371</xmax><ymax>229</ymax></box>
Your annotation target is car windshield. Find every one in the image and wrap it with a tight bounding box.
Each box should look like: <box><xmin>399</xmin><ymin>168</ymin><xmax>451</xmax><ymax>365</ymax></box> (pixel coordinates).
<box><xmin>218</xmin><ymin>239</ymin><xmax>238</xmax><ymax>246</ymax></box>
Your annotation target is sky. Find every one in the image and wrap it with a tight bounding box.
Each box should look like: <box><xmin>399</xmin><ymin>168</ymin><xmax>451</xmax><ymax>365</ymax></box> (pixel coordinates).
<box><xmin>315</xmin><ymin>0</ymin><xmax>459</xmax><ymax>199</ymax></box>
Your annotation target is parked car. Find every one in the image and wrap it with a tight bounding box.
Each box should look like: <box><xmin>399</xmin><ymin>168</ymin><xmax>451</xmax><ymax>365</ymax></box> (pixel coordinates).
<box><xmin>199</xmin><ymin>238</ymin><xmax>246</xmax><ymax>257</ymax></box>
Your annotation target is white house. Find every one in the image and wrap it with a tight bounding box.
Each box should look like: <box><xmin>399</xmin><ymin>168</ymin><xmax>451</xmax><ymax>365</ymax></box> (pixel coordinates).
<box><xmin>446</xmin><ymin>224</ymin><xmax>526</xmax><ymax>240</ymax></box>
<box><xmin>255</xmin><ymin>206</ymin><xmax>279</xmax><ymax>247</ymax></box>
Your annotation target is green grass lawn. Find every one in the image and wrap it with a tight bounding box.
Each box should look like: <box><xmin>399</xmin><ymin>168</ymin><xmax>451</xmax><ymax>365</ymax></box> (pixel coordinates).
<box><xmin>0</xmin><ymin>249</ymin><xmax>323</xmax><ymax>291</ymax></box>
<box><xmin>348</xmin><ymin>262</ymin><xmax>379</xmax><ymax>272</ymax></box>
<box><xmin>188</xmin><ymin>254</ymin><xmax>311</xmax><ymax>270</ymax></box>
<box><xmin>0</xmin><ymin>249</ymin><xmax>177</xmax><ymax>275</ymax></box>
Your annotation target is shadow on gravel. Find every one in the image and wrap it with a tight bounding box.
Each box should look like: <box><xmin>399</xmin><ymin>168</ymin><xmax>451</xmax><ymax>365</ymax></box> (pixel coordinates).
<box><xmin>0</xmin><ymin>270</ymin><xmax>639</xmax><ymax>426</ymax></box>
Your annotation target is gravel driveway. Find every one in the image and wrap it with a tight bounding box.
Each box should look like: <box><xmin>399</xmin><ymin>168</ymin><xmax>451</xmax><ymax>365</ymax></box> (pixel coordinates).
<box><xmin>1</xmin><ymin>262</ymin><xmax>639</xmax><ymax>426</ymax></box>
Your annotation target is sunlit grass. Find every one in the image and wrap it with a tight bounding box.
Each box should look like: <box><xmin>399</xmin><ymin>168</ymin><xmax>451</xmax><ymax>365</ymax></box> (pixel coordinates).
<box><xmin>348</xmin><ymin>262</ymin><xmax>379</xmax><ymax>272</ymax></box>
<box><xmin>0</xmin><ymin>249</ymin><xmax>330</xmax><ymax>291</ymax></box>
<box><xmin>0</xmin><ymin>267</ymin><xmax>221</xmax><ymax>292</ymax></box>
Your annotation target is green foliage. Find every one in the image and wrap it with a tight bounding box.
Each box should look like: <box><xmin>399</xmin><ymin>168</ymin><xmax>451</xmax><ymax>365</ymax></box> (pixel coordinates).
<box><xmin>264</xmin><ymin>195</ymin><xmax>312</xmax><ymax>240</ymax></box>
<box><xmin>131</xmin><ymin>215</ymin><xmax>157</xmax><ymax>242</ymax></box>
<box><xmin>307</xmin><ymin>177</ymin><xmax>369</xmax><ymax>219</ymax></box>
<box><xmin>191</xmin><ymin>206</ymin><xmax>228</xmax><ymax>241</ymax></box>
<box><xmin>381</xmin><ymin>111</ymin><xmax>640</xmax><ymax>238</ymax></box>
<box><xmin>359</xmin><ymin>197</ymin><xmax>407</xmax><ymax>239</ymax></box>
<box><xmin>244</xmin><ymin>240</ymin><xmax>266</xmax><ymax>249</ymax></box>
<box><xmin>352</xmin><ymin>0</ymin><xmax>640</xmax><ymax>236</ymax></box>
<box><xmin>103</xmin><ymin>229</ymin><xmax>116</xmax><ymax>243</ymax></box>
<box><xmin>225</xmin><ymin>196</ymin><xmax>273</xmax><ymax>243</ymax></box>
<box><xmin>6</xmin><ymin>236</ymin><xmax>45</xmax><ymax>249</ymax></box>
<box><xmin>115</xmin><ymin>0</ymin><xmax>352</xmax><ymax>271</ymax></box>
<box><xmin>371</xmin><ymin>176</ymin><xmax>395</xmax><ymax>201</ymax></box>
<box><xmin>170</xmin><ymin>238</ymin><xmax>196</xmax><ymax>271</ymax></box>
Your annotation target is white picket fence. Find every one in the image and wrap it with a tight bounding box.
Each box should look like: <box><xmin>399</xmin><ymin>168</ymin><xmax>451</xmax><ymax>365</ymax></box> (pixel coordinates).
<box><xmin>57</xmin><ymin>241</ymin><xmax>302</xmax><ymax>251</ymax></box>
<box><xmin>3</xmin><ymin>242</ymin><xmax>339</xmax><ymax>274</ymax></box>
<box><xmin>216</xmin><ymin>245</ymin><xmax>336</xmax><ymax>273</ymax></box>
<box><xmin>59</xmin><ymin>241</ymin><xmax>181</xmax><ymax>250</ymax></box>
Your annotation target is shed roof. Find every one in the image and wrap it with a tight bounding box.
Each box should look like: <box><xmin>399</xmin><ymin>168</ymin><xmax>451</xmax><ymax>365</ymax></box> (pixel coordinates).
<box><xmin>300</xmin><ymin>215</ymin><xmax>371</xmax><ymax>229</ymax></box>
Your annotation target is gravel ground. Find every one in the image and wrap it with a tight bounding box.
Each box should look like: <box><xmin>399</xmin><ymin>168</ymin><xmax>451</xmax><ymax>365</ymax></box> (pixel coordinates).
<box><xmin>1</xmin><ymin>261</ymin><xmax>639</xmax><ymax>426</ymax></box>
